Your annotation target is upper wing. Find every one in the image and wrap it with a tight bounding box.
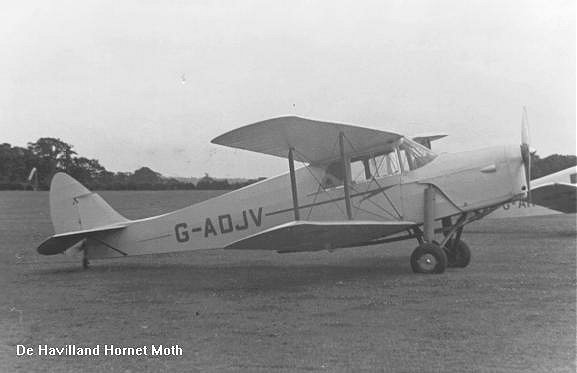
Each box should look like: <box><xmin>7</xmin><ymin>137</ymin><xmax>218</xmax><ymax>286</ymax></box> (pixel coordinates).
<box><xmin>531</xmin><ymin>183</ymin><xmax>576</xmax><ymax>213</ymax></box>
<box><xmin>224</xmin><ymin>220</ymin><xmax>416</xmax><ymax>253</ymax></box>
<box><xmin>211</xmin><ymin>116</ymin><xmax>402</xmax><ymax>164</ymax></box>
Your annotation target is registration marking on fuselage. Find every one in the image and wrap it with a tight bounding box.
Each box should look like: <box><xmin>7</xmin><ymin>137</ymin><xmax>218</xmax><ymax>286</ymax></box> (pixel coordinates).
<box><xmin>174</xmin><ymin>207</ymin><xmax>263</xmax><ymax>242</ymax></box>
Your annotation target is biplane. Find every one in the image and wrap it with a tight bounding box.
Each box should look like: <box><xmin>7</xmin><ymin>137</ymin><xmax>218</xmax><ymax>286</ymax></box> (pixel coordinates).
<box><xmin>37</xmin><ymin>116</ymin><xmax>531</xmax><ymax>274</ymax></box>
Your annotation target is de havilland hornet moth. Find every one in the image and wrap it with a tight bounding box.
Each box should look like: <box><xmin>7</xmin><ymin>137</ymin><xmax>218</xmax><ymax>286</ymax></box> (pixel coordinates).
<box><xmin>37</xmin><ymin>116</ymin><xmax>532</xmax><ymax>274</ymax></box>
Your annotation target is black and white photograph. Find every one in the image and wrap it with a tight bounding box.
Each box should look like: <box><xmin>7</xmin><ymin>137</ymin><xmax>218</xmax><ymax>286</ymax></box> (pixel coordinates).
<box><xmin>1</xmin><ymin>0</ymin><xmax>575</xmax><ymax>371</ymax></box>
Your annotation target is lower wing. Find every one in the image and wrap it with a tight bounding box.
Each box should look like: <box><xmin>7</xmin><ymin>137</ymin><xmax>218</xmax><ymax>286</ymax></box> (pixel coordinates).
<box><xmin>224</xmin><ymin>220</ymin><xmax>416</xmax><ymax>253</ymax></box>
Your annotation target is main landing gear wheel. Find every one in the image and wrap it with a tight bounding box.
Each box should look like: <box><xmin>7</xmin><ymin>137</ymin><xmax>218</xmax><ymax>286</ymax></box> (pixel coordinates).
<box><xmin>410</xmin><ymin>243</ymin><xmax>447</xmax><ymax>274</ymax></box>
<box><xmin>444</xmin><ymin>240</ymin><xmax>471</xmax><ymax>268</ymax></box>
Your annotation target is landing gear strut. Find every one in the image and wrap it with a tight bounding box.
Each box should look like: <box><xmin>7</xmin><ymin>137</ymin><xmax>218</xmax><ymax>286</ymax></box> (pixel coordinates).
<box><xmin>409</xmin><ymin>185</ymin><xmax>492</xmax><ymax>274</ymax></box>
<box><xmin>410</xmin><ymin>186</ymin><xmax>449</xmax><ymax>274</ymax></box>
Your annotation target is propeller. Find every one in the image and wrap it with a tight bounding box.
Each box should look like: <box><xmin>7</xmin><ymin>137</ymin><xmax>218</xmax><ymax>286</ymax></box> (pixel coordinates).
<box><xmin>520</xmin><ymin>106</ymin><xmax>532</xmax><ymax>202</ymax></box>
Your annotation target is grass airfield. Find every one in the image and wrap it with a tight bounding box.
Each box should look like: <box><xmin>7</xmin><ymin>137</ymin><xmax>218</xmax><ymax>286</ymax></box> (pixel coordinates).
<box><xmin>0</xmin><ymin>190</ymin><xmax>575</xmax><ymax>372</ymax></box>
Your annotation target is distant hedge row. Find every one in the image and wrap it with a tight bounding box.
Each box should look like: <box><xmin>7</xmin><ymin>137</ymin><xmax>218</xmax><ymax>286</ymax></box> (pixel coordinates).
<box><xmin>1</xmin><ymin>138</ymin><xmax>265</xmax><ymax>191</ymax></box>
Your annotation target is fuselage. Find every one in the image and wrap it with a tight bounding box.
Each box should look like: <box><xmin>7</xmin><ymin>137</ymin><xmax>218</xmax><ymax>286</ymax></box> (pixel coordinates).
<box><xmin>86</xmin><ymin>144</ymin><xmax>527</xmax><ymax>259</ymax></box>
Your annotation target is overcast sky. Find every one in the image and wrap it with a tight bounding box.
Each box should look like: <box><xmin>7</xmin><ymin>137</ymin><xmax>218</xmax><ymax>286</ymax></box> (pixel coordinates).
<box><xmin>1</xmin><ymin>0</ymin><xmax>574</xmax><ymax>178</ymax></box>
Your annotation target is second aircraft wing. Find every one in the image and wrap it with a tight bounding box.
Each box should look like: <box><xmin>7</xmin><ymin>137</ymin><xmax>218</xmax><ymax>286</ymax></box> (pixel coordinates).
<box><xmin>531</xmin><ymin>183</ymin><xmax>576</xmax><ymax>213</ymax></box>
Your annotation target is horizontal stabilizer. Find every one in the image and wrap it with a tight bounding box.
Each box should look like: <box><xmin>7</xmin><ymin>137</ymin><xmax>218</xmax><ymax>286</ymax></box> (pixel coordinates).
<box><xmin>531</xmin><ymin>183</ymin><xmax>576</xmax><ymax>213</ymax></box>
<box><xmin>37</xmin><ymin>223</ymin><xmax>130</xmax><ymax>255</ymax></box>
<box><xmin>224</xmin><ymin>220</ymin><xmax>415</xmax><ymax>252</ymax></box>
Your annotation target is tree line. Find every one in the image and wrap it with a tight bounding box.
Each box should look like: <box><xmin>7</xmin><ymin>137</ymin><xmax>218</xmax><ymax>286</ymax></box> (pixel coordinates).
<box><xmin>530</xmin><ymin>153</ymin><xmax>577</xmax><ymax>179</ymax></box>
<box><xmin>0</xmin><ymin>138</ymin><xmax>265</xmax><ymax>190</ymax></box>
<box><xmin>0</xmin><ymin>137</ymin><xmax>575</xmax><ymax>190</ymax></box>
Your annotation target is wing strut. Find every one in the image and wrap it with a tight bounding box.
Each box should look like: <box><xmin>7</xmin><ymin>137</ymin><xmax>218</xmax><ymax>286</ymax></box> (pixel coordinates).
<box><xmin>339</xmin><ymin>132</ymin><xmax>353</xmax><ymax>220</ymax></box>
<box><xmin>288</xmin><ymin>147</ymin><xmax>300</xmax><ymax>220</ymax></box>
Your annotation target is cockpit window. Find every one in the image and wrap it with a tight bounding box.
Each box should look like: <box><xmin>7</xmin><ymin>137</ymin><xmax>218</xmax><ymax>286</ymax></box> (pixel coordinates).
<box><xmin>321</xmin><ymin>137</ymin><xmax>437</xmax><ymax>188</ymax></box>
<box><xmin>368</xmin><ymin>137</ymin><xmax>436</xmax><ymax>177</ymax></box>
<box><xmin>370</xmin><ymin>151</ymin><xmax>401</xmax><ymax>177</ymax></box>
<box><xmin>323</xmin><ymin>161</ymin><xmax>345</xmax><ymax>188</ymax></box>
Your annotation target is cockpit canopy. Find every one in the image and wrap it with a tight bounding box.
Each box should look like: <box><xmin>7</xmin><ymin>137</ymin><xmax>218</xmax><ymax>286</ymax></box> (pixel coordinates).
<box><xmin>322</xmin><ymin>137</ymin><xmax>437</xmax><ymax>188</ymax></box>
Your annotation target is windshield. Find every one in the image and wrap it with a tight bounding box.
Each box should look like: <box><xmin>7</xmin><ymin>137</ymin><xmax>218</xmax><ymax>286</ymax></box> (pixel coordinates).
<box><xmin>396</xmin><ymin>137</ymin><xmax>437</xmax><ymax>171</ymax></box>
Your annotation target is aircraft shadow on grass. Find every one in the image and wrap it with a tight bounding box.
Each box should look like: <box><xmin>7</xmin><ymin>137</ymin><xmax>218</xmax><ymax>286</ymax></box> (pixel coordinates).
<box><xmin>33</xmin><ymin>255</ymin><xmax>412</xmax><ymax>292</ymax></box>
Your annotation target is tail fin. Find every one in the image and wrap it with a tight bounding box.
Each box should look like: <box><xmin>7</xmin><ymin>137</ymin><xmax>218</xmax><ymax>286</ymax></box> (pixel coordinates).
<box><xmin>49</xmin><ymin>173</ymin><xmax>129</xmax><ymax>234</ymax></box>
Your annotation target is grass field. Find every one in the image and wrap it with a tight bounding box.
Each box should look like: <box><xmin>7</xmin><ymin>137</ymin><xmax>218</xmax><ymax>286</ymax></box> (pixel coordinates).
<box><xmin>0</xmin><ymin>190</ymin><xmax>575</xmax><ymax>372</ymax></box>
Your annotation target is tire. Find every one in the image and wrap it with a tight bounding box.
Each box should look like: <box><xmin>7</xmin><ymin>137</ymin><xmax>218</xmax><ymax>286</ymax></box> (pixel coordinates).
<box><xmin>410</xmin><ymin>243</ymin><xmax>447</xmax><ymax>274</ymax></box>
<box><xmin>451</xmin><ymin>240</ymin><xmax>471</xmax><ymax>268</ymax></box>
<box><xmin>444</xmin><ymin>245</ymin><xmax>457</xmax><ymax>268</ymax></box>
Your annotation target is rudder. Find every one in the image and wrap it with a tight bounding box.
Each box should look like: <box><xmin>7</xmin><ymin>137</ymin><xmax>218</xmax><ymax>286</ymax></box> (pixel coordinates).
<box><xmin>49</xmin><ymin>173</ymin><xmax>129</xmax><ymax>234</ymax></box>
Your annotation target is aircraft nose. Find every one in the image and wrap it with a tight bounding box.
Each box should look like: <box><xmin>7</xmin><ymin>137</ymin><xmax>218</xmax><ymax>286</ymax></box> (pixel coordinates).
<box><xmin>504</xmin><ymin>144</ymin><xmax>528</xmax><ymax>197</ymax></box>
